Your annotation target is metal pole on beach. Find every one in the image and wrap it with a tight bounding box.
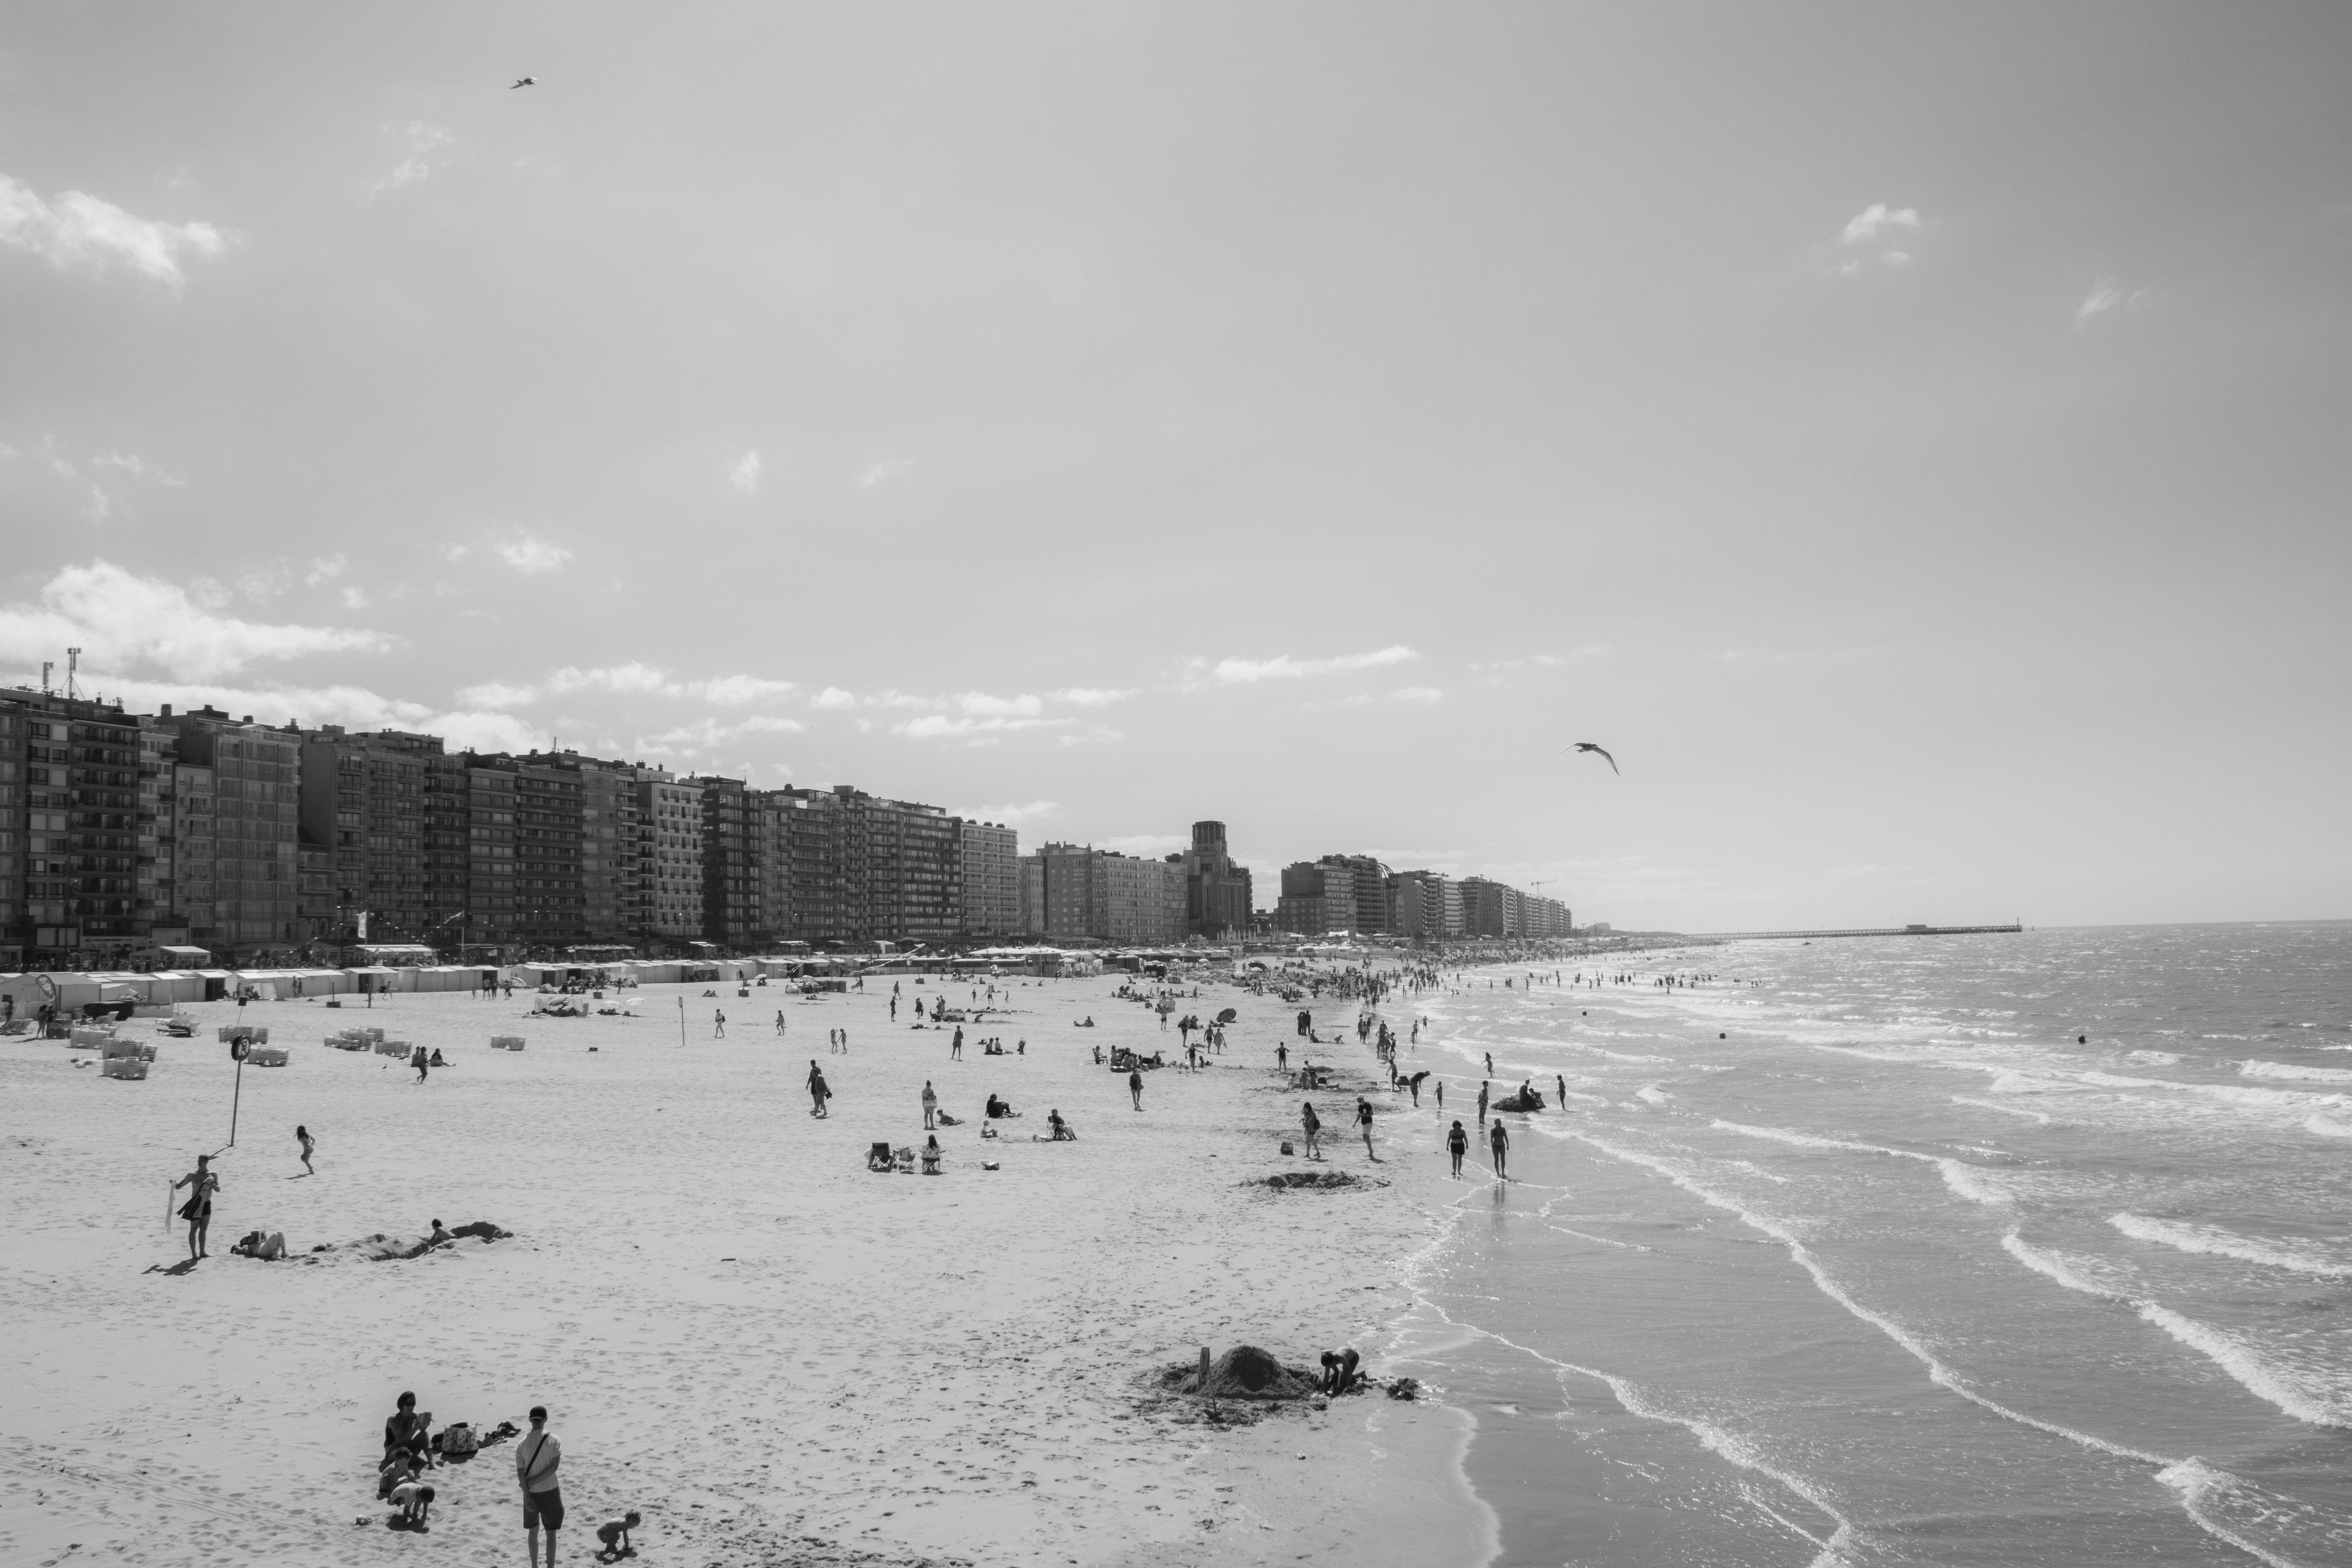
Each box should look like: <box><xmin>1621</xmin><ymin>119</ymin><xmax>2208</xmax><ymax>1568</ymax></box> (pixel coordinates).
<box><xmin>677</xmin><ymin>995</ymin><xmax>686</xmax><ymax>1048</ymax></box>
<box><xmin>228</xmin><ymin>1044</ymin><xmax>246</xmax><ymax>1147</ymax></box>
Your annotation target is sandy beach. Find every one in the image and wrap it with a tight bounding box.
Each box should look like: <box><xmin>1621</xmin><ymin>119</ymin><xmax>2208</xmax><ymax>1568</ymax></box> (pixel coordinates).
<box><xmin>1</xmin><ymin>971</ymin><xmax>1495</xmax><ymax>1568</ymax></box>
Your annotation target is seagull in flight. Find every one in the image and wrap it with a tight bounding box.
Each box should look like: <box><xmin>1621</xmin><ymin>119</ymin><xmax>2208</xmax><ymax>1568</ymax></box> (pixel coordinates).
<box><xmin>1563</xmin><ymin>741</ymin><xmax>1619</xmax><ymax>774</ymax></box>
<box><xmin>510</xmin><ymin>76</ymin><xmax>537</xmax><ymax>89</ymax></box>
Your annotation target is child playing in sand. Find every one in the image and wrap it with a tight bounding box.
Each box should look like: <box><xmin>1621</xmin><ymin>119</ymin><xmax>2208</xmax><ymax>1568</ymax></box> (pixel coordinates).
<box><xmin>389</xmin><ymin>1478</ymin><xmax>435</xmax><ymax>1530</ymax></box>
<box><xmin>296</xmin><ymin>1124</ymin><xmax>316</xmax><ymax>1175</ymax></box>
<box><xmin>595</xmin><ymin>1510</ymin><xmax>642</xmax><ymax>1559</ymax></box>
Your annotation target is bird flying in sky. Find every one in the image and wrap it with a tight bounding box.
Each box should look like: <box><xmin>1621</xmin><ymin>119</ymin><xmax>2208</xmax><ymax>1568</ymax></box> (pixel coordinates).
<box><xmin>510</xmin><ymin>76</ymin><xmax>537</xmax><ymax>89</ymax></box>
<box><xmin>1564</xmin><ymin>741</ymin><xmax>1619</xmax><ymax>774</ymax></box>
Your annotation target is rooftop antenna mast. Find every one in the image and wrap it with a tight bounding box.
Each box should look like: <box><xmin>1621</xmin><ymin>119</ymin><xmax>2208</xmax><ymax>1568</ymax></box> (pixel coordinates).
<box><xmin>41</xmin><ymin>661</ymin><xmax>54</xmax><ymax>694</ymax></box>
<box><xmin>66</xmin><ymin>647</ymin><xmax>81</xmax><ymax>701</ymax></box>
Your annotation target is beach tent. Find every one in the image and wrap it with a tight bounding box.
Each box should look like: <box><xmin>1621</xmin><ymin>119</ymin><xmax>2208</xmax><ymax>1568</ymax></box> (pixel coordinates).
<box><xmin>154</xmin><ymin>945</ymin><xmax>213</xmax><ymax>969</ymax></box>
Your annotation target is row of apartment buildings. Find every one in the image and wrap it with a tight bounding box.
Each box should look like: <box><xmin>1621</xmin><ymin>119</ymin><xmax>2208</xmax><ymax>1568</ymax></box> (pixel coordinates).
<box><xmin>1276</xmin><ymin>856</ymin><xmax>1571</xmax><ymax>939</ymax></box>
<box><xmin>0</xmin><ymin>685</ymin><xmax>1565</xmax><ymax>966</ymax></box>
<box><xmin>0</xmin><ymin>688</ymin><xmax>1029</xmax><ymax>966</ymax></box>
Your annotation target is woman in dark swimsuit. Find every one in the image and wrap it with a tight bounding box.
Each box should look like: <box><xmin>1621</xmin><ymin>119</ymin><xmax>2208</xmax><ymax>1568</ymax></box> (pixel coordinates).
<box><xmin>172</xmin><ymin>1154</ymin><xmax>220</xmax><ymax>1259</ymax></box>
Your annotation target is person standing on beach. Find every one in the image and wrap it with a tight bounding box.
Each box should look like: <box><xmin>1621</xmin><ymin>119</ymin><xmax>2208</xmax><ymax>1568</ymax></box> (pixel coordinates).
<box><xmin>922</xmin><ymin>1080</ymin><xmax>938</xmax><ymax>1129</ymax></box>
<box><xmin>1484</xmin><ymin>1050</ymin><xmax>1494</xmax><ymax>1077</ymax></box>
<box><xmin>1477</xmin><ymin>1080</ymin><xmax>1489</xmax><ymax>1126</ymax></box>
<box><xmin>775</xmin><ymin>1010</ymin><xmax>787</xmax><ymax>1037</ymax></box>
<box><xmin>295</xmin><ymin>1125</ymin><xmax>316</xmax><ymax>1175</ymax></box>
<box><xmin>1275</xmin><ymin>1041</ymin><xmax>1289</xmax><ymax>1073</ymax></box>
<box><xmin>1129</xmin><ymin>1069</ymin><xmax>1144</xmax><ymax>1111</ymax></box>
<box><xmin>517</xmin><ymin>1404</ymin><xmax>563</xmax><ymax>1567</ymax></box>
<box><xmin>1556</xmin><ymin>1074</ymin><xmax>1568</xmax><ymax>1110</ymax></box>
<box><xmin>807</xmin><ymin>1061</ymin><xmax>831</xmax><ymax>1117</ymax></box>
<box><xmin>411</xmin><ymin>1043</ymin><xmax>430</xmax><ymax>1083</ymax></box>
<box><xmin>713</xmin><ymin>1009</ymin><xmax>726</xmax><ymax>1039</ymax></box>
<box><xmin>1301</xmin><ymin>1101</ymin><xmax>1323</xmax><ymax>1159</ymax></box>
<box><xmin>1355</xmin><ymin>1097</ymin><xmax>1378</xmax><ymax>1161</ymax></box>
<box><xmin>172</xmin><ymin>1153</ymin><xmax>220</xmax><ymax>1260</ymax></box>
<box><xmin>1446</xmin><ymin>1119</ymin><xmax>1468</xmax><ymax>1177</ymax></box>
<box><xmin>951</xmin><ymin>1029</ymin><xmax>962</xmax><ymax>1060</ymax></box>
<box><xmin>1488</xmin><ymin>1118</ymin><xmax>1510</xmax><ymax>1179</ymax></box>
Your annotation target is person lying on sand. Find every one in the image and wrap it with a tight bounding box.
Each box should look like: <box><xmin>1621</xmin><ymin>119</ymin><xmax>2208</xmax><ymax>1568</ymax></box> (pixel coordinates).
<box><xmin>229</xmin><ymin>1229</ymin><xmax>287</xmax><ymax>1259</ymax></box>
<box><xmin>595</xmin><ymin>1510</ymin><xmax>642</xmax><ymax>1560</ymax></box>
<box><xmin>389</xmin><ymin>1479</ymin><xmax>435</xmax><ymax>1530</ymax></box>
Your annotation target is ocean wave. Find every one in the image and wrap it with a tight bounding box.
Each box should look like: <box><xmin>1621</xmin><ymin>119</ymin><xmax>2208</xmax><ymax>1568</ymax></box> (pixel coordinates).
<box><xmin>1708</xmin><ymin>1119</ymin><xmax>2013</xmax><ymax>1205</ymax></box>
<box><xmin>1576</xmin><ymin>1132</ymin><xmax>2167</xmax><ymax>1468</ymax></box>
<box><xmin>2126</xmin><ymin>1050</ymin><xmax>2182</xmax><ymax>1065</ymax></box>
<box><xmin>2137</xmin><ymin>1306</ymin><xmax>2350</xmax><ymax>1428</ymax></box>
<box><xmin>1634</xmin><ymin>1084</ymin><xmax>1670</xmax><ymax>1104</ymax></box>
<box><xmin>2306</xmin><ymin>1115</ymin><xmax>2352</xmax><ymax>1138</ymax></box>
<box><xmin>2003</xmin><ymin>1232</ymin><xmax>2351</xmax><ymax>1429</ymax></box>
<box><xmin>2109</xmin><ymin>1214</ymin><xmax>2348</xmax><ymax>1278</ymax></box>
<box><xmin>1952</xmin><ymin>1095</ymin><xmax>2053</xmax><ymax>1124</ymax></box>
<box><xmin>2158</xmin><ymin>1461</ymin><xmax>2318</xmax><ymax>1568</ymax></box>
<box><xmin>2242</xmin><ymin>1059</ymin><xmax>2352</xmax><ymax>1084</ymax></box>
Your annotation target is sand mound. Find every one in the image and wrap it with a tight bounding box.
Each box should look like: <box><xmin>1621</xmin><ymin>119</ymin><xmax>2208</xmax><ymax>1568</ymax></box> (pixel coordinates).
<box><xmin>1257</xmin><ymin>1170</ymin><xmax>1362</xmax><ymax>1190</ymax></box>
<box><xmin>1177</xmin><ymin>1345</ymin><xmax>1322</xmax><ymax>1401</ymax></box>
<box><xmin>1494</xmin><ymin>1089</ymin><xmax>1546</xmax><ymax>1112</ymax></box>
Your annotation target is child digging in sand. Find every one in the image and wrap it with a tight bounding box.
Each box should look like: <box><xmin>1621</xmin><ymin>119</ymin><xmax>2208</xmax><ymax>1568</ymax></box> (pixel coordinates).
<box><xmin>595</xmin><ymin>1510</ymin><xmax>642</xmax><ymax>1559</ymax></box>
<box><xmin>389</xmin><ymin>1479</ymin><xmax>436</xmax><ymax>1530</ymax></box>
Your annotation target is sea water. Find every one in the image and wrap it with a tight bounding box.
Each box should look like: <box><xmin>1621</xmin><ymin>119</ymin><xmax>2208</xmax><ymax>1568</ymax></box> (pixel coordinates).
<box><xmin>1391</xmin><ymin>922</ymin><xmax>2352</xmax><ymax>1567</ymax></box>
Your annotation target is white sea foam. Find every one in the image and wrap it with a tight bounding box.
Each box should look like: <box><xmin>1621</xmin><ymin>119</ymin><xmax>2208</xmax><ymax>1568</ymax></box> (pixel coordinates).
<box><xmin>2126</xmin><ymin>1050</ymin><xmax>2182</xmax><ymax>1065</ymax></box>
<box><xmin>1634</xmin><ymin>1084</ymin><xmax>1669</xmax><ymax>1104</ymax></box>
<box><xmin>1572</xmin><ymin>1132</ymin><xmax>2169</xmax><ymax>1467</ymax></box>
<box><xmin>2003</xmin><ymin>1232</ymin><xmax>2351</xmax><ymax>1429</ymax></box>
<box><xmin>2136</xmin><ymin>1306</ymin><xmax>2349</xmax><ymax>1428</ymax></box>
<box><xmin>2306</xmin><ymin>1115</ymin><xmax>2352</xmax><ymax>1138</ymax></box>
<box><xmin>2109</xmin><ymin>1214</ymin><xmax>2348</xmax><ymax>1279</ymax></box>
<box><xmin>2158</xmin><ymin>1461</ymin><xmax>2315</xmax><ymax>1568</ymax></box>
<box><xmin>1708</xmin><ymin>1119</ymin><xmax>2012</xmax><ymax>1204</ymax></box>
<box><xmin>1429</xmin><ymin>1301</ymin><xmax>1860</xmax><ymax>1567</ymax></box>
<box><xmin>2242</xmin><ymin>1059</ymin><xmax>2352</xmax><ymax>1084</ymax></box>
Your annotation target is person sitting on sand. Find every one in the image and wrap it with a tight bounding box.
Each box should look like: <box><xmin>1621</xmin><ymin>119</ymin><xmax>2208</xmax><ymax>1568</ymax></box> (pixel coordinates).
<box><xmin>1046</xmin><ymin>1108</ymin><xmax>1075</xmax><ymax>1141</ymax></box>
<box><xmin>384</xmin><ymin>1390</ymin><xmax>427</xmax><ymax>1462</ymax></box>
<box><xmin>389</xmin><ymin>1478</ymin><xmax>436</xmax><ymax>1530</ymax></box>
<box><xmin>428</xmin><ymin>1048</ymin><xmax>447</xmax><ymax>1067</ymax></box>
<box><xmin>595</xmin><ymin>1510</ymin><xmax>642</xmax><ymax>1560</ymax></box>
<box><xmin>379</xmin><ymin>1447</ymin><xmax>420</xmax><ymax>1499</ymax></box>
<box><xmin>986</xmin><ymin>1093</ymin><xmax>1014</xmax><ymax>1119</ymax></box>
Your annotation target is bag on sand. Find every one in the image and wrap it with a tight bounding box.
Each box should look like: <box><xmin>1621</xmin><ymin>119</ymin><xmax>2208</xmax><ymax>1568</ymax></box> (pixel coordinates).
<box><xmin>440</xmin><ymin>1422</ymin><xmax>479</xmax><ymax>1457</ymax></box>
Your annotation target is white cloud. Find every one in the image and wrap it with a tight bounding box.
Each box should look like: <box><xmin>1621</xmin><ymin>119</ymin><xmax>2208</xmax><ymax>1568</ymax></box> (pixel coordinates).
<box><xmin>0</xmin><ymin>665</ymin><xmax>541</xmax><ymax>754</ymax></box>
<box><xmin>82</xmin><ymin>484</ymin><xmax>111</xmax><ymax>522</ymax></box>
<box><xmin>957</xmin><ymin>691</ymin><xmax>1045</xmax><ymax>717</ymax></box>
<box><xmin>952</xmin><ymin>800</ymin><xmax>1061</xmax><ymax>827</ymax></box>
<box><xmin>1210</xmin><ymin>645</ymin><xmax>1420</xmax><ymax>684</ymax></box>
<box><xmin>455</xmin><ymin>681</ymin><xmax>539</xmax><ymax>710</ymax></box>
<box><xmin>339</xmin><ymin>585</ymin><xmax>369</xmax><ymax>610</ymax></box>
<box><xmin>497</xmin><ymin>535</ymin><xmax>573</xmax><ymax>574</ymax></box>
<box><xmin>1392</xmin><ymin>686</ymin><xmax>1443</xmax><ymax>704</ymax></box>
<box><xmin>1840</xmin><ymin>203</ymin><xmax>1920</xmax><ymax>244</ymax></box>
<box><xmin>812</xmin><ymin>687</ymin><xmax>858</xmax><ymax>710</ymax></box>
<box><xmin>693</xmin><ymin>674</ymin><xmax>795</xmax><ymax>706</ymax></box>
<box><xmin>2075</xmin><ymin>278</ymin><xmax>2156</xmax><ymax>327</ymax></box>
<box><xmin>439</xmin><ymin>543</ymin><xmax>472</xmax><ymax>563</ymax></box>
<box><xmin>634</xmin><ymin>714</ymin><xmax>807</xmax><ymax>757</ymax></box>
<box><xmin>1880</xmin><ymin>250</ymin><xmax>1913</xmax><ymax>267</ymax></box>
<box><xmin>856</xmin><ymin>458</ymin><xmax>915</xmax><ymax>488</ymax></box>
<box><xmin>0</xmin><ymin>560</ymin><xmax>386</xmax><ymax>680</ymax></box>
<box><xmin>548</xmin><ymin>662</ymin><xmax>672</xmax><ymax>696</ymax></box>
<box><xmin>373</xmin><ymin>122</ymin><xmax>456</xmax><ymax>197</ymax></box>
<box><xmin>305</xmin><ymin>554</ymin><xmax>349</xmax><ymax>586</ymax></box>
<box><xmin>1050</xmin><ymin>687</ymin><xmax>1136</xmax><ymax>707</ymax></box>
<box><xmin>901</xmin><ymin>714</ymin><xmax>1073</xmax><ymax>740</ymax></box>
<box><xmin>729</xmin><ymin>450</ymin><xmax>762</xmax><ymax>494</ymax></box>
<box><xmin>0</xmin><ymin>173</ymin><xmax>227</xmax><ymax>288</ymax></box>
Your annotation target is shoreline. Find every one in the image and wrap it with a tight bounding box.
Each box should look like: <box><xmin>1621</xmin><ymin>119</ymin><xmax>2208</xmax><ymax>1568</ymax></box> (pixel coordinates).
<box><xmin>2</xmin><ymin>969</ymin><xmax>1495</xmax><ymax>1567</ymax></box>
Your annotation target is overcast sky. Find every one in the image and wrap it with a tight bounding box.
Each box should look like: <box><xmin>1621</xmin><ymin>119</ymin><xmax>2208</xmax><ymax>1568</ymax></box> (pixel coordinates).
<box><xmin>2</xmin><ymin>4</ymin><xmax>2346</xmax><ymax>930</ymax></box>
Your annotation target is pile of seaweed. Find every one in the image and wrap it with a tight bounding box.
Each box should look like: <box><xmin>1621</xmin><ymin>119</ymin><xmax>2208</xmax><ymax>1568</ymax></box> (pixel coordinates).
<box><xmin>1494</xmin><ymin>1087</ymin><xmax>1547</xmax><ymax>1112</ymax></box>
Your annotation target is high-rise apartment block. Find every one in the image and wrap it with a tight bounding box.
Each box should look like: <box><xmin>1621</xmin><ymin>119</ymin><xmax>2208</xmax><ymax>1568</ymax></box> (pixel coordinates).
<box><xmin>1180</xmin><ymin>820</ymin><xmax>1253</xmax><ymax>935</ymax></box>
<box><xmin>1021</xmin><ymin>841</ymin><xmax>1186</xmax><ymax>944</ymax></box>
<box><xmin>959</xmin><ymin>820</ymin><xmax>1020</xmax><ymax>936</ymax></box>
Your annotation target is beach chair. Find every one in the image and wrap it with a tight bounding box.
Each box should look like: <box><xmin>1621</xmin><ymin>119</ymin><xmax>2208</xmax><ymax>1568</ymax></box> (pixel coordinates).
<box><xmin>866</xmin><ymin>1142</ymin><xmax>894</xmax><ymax>1172</ymax></box>
<box><xmin>101</xmin><ymin>1056</ymin><xmax>149</xmax><ymax>1080</ymax></box>
<box><xmin>892</xmin><ymin>1145</ymin><xmax>916</xmax><ymax>1174</ymax></box>
<box><xmin>248</xmin><ymin>1046</ymin><xmax>290</xmax><ymax>1067</ymax></box>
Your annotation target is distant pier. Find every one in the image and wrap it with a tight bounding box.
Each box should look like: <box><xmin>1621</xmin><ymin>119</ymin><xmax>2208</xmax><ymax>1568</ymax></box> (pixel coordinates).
<box><xmin>1692</xmin><ymin>923</ymin><xmax>2024</xmax><ymax>941</ymax></box>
